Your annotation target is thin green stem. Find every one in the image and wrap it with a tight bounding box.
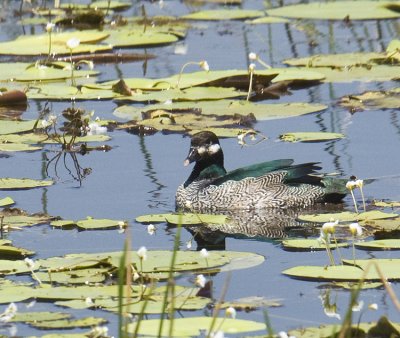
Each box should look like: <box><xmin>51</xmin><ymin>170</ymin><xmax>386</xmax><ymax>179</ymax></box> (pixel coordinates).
<box><xmin>359</xmin><ymin>186</ymin><xmax>366</xmax><ymax>212</ymax></box>
<box><xmin>176</xmin><ymin>62</ymin><xmax>198</xmax><ymax>89</ymax></box>
<box><xmin>246</xmin><ymin>69</ymin><xmax>254</xmax><ymax>101</ymax></box>
<box><xmin>256</xmin><ymin>56</ymin><xmax>272</xmax><ymax>69</ymax></box>
<box><xmin>350</xmin><ymin>189</ymin><xmax>359</xmax><ymax>214</ymax></box>
<box><xmin>352</xmin><ymin>237</ymin><xmax>356</xmax><ymax>266</ymax></box>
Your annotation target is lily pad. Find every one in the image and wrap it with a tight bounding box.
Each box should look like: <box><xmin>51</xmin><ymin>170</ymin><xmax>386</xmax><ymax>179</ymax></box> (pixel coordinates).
<box><xmin>0</xmin><ymin>31</ymin><xmax>111</xmax><ymax>56</ymax></box>
<box><xmin>267</xmin><ymin>1</ymin><xmax>400</xmax><ymax>20</ymax></box>
<box><xmin>0</xmin><ymin>210</ymin><xmax>54</xmax><ymax>228</ymax></box>
<box><xmin>76</xmin><ymin>217</ymin><xmax>125</xmax><ymax>230</ymax></box>
<box><xmin>182</xmin><ymin>9</ymin><xmax>265</xmax><ymax>21</ymax></box>
<box><xmin>361</xmin><ymin>218</ymin><xmax>400</xmax><ymax>232</ymax></box>
<box><xmin>0</xmin><ymin>259</ymin><xmax>40</xmax><ymax>275</ymax></box>
<box><xmin>282</xmin><ymin>259</ymin><xmax>400</xmax><ymax>281</ymax></box>
<box><xmin>0</xmin><ymin>120</ymin><xmax>38</xmax><ymax>135</ymax></box>
<box><xmin>373</xmin><ymin>200</ymin><xmax>400</xmax><ymax>208</ymax></box>
<box><xmin>247</xmin><ymin>16</ymin><xmax>290</xmax><ymax>24</ymax></box>
<box><xmin>136</xmin><ymin>212</ymin><xmax>228</xmax><ymax>225</ymax></box>
<box><xmin>127</xmin><ymin>316</ymin><xmax>266</xmax><ymax>336</ymax></box>
<box><xmin>61</xmin><ymin>0</ymin><xmax>131</xmax><ymax>10</ymax></box>
<box><xmin>355</xmin><ymin>239</ymin><xmax>400</xmax><ymax>250</ymax></box>
<box><xmin>35</xmin><ymin>268</ymin><xmax>109</xmax><ymax>284</ymax></box>
<box><xmin>105</xmin><ymin>29</ymin><xmax>179</xmax><ymax>48</ymax></box>
<box><xmin>114</xmin><ymin>100</ymin><xmax>327</xmax><ymax>121</ymax></box>
<box><xmin>339</xmin><ymin>88</ymin><xmax>400</xmax><ymax>111</ymax></box>
<box><xmin>0</xmin><ymin>178</ymin><xmax>53</xmax><ymax>190</ymax></box>
<box><xmin>12</xmin><ymin>311</ymin><xmax>72</xmax><ymax>323</ymax></box>
<box><xmin>281</xmin><ymin>239</ymin><xmax>348</xmax><ymax>251</ymax></box>
<box><xmin>0</xmin><ymin>245</ymin><xmax>35</xmax><ymax>258</ymax></box>
<box><xmin>298</xmin><ymin>210</ymin><xmax>398</xmax><ymax>223</ymax></box>
<box><xmin>30</xmin><ymin>317</ymin><xmax>107</xmax><ymax>329</ymax></box>
<box><xmin>0</xmin><ymin>197</ymin><xmax>14</xmax><ymax>207</ymax></box>
<box><xmin>0</xmin><ymin>143</ymin><xmax>42</xmax><ymax>152</ymax></box>
<box><xmin>220</xmin><ymin>297</ymin><xmax>281</xmax><ymax>310</ymax></box>
<box><xmin>279</xmin><ymin>132</ymin><xmax>345</xmax><ymax>143</ymax></box>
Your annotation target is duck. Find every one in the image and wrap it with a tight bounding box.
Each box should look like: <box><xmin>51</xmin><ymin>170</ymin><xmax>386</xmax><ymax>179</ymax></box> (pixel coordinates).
<box><xmin>175</xmin><ymin>131</ymin><xmax>349</xmax><ymax>212</ymax></box>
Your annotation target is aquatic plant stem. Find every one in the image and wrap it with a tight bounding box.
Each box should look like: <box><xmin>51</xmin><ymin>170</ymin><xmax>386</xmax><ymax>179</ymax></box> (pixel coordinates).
<box><xmin>157</xmin><ymin>218</ymin><xmax>182</xmax><ymax>338</ymax></box>
<box><xmin>350</xmin><ymin>189</ymin><xmax>359</xmax><ymax>214</ymax></box>
<box><xmin>47</xmin><ymin>31</ymin><xmax>52</xmax><ymax>63</ymax></box>
<box><xmin>352</xmin><ymin>237</ymin><xmax>357</xmax><ymax>266</ymax></box>
<box><xmin>332</xmin><ymin>234</ymin><xmax>343</xmax><ymax>264</ymax></box>
<box><xmin>69</xmin><ymin>49</ymin><xmax>76</xmax><ymax>87</ymax></box>
<box><xmin>176</xmin><ymin>62</ymin><xmax>198</xmax><ymax>89</ymax></box>
<box><xmin>246</xmin><ymin>67</ymin><xmax>254</xmax><ymax>101</ymax></box>
<box><xmin>359</xmin><ymin>186</ymin><xmax>366</xmax><ymax>212</ymax></box>
<box><xmin>263</xmin><ymin>309</ymin><xmax>275</xmax><ymax>338</ymax></box>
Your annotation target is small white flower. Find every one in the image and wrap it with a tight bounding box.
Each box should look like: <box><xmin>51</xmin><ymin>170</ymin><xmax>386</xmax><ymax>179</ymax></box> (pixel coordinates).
<box><xmin>322</xmin><ymin>220</ymin><xmax>338</xmax><ymax>235</ymax></box>
<box><xmin>90</xmin><ymin>326</ymin><xmax>109</xmax><ymax>336</ymax></box>
<box><xmin>24</xmin><ymin>258</ymin><xmax>35</xmax><ymax>270</ymax></box>
<box><xmin>147</xmin><ymin>224</ymin><xmax>156</xmax><ymax>235</ymax></box>
<box><xmin>200</xmin><ymin>248</ymin><xmax>209</xmax><ymax>258</ymax></box>
<box><xmin>46</xmin><ymin>22</ymin><xmax>55</xmax><ymax>32</ymax></box>
<box><xmin>41</xmin><ymin>119</ymin><xmax>50</xmax><ymax>128</ymax></box>
<box><xmin>352</xmin><ymin>300</ymin><xmax>364</xmax><ymax>312</ymax></box>
<box><xmin>237</xmin><ymin>133</ymin><xmax>245</xmax><ymax>146</ymax></box>
<box><xmin>248</xmin><ymin>63</ymin><xmax>256</xmax><ymax>72</ymax></box>
<box><xmin>87</xmin><ymin>122</ymin><xmax>107</xmax><ymax>135</ymax></box>
<box><xmin>48</xmin><ymin>114</ymin><xmax>57</xmax><ymax>125</ymax></box>
<box><xmin>137</xmin><ymin>246</ymin><xmax>147</xmax><ymax>261</ymax></box>
<box><xmin>87</xmin><ymin>61</ymin><xmax>94</xmax><ymax>70</ymax></box>
<box><xmin>199</xmin><ymin>60</ymin><xmax>210</xmax><ymax>72</ymax></box>
<box><xmin>278</xmin><ymin>332</ymin><xmax>289</xmax><ymax>338</ymax></box>
<box><xmin>195</xmin><ymin>274</ymin><xmax>206</xmax><ymax>288</ymax></box>
<box><xmin>349</xmin><ymin>222</ymin><xmax>363</xmax><ymax>237</ymax></box>
<box><xmin>346</xmin><ymin>180</ymin><xmax>357</xmax><ymax>190</ymax></box>
<box><xmin>210</xmin><ymin>331</ymin><xmax>224</xmax><ymax>338</ymax></box>
<box><xmin>186</xmin><ymin>240</ymin><xmax>192</xmax><ymax>249</ymax></box>
<box><xmin>66</xmin><ymin>37</ymin><xmax>80</xmax><ymax>50</ymax></box>
<box><xmin>355</xmin><ymin>179</ymin><xmax>364</xmax><ymax>188</ymax></box>
<box><xmin>368</xmin><ymin>303</ymin><xmax>378</xmax><ymax>310</ymax></box>
<box><xmin>164</xmin><ymin>99</ymin><xmax>173</xmax><ymax>105</ymax></box>
<box><xmin>225</xmin><ymin>306</ymin><xmax>236</xmax><ymax>319</ymax></box>
<box><xmin>249</xmin><ymin>52</ymin><xmax>257</xmax><ymax>61</ymax></box>
<box><xmin>133</xmin><ymin>272</ymin><xmax>140</xmax><ymax>281</ymax></box>
<box><xmin>85</xmin><ymin>297</ymin><xmax>94</xmax><ymax>306</ymax></box>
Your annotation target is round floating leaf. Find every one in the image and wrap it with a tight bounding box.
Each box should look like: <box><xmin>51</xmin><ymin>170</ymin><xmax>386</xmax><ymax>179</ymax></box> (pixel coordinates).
<box><xmin>0</xmin><ymin>259</ymin><xmax>39</xmax><ymax>275</ymax></box>
<box><xmin>387</xmin><ymin>39</ymin><xmax>400</xmax><ymax>53</ymax></box>
<box><xmin>136</xmin><ymin>212</ymin><xmax>228</xmax><ymax>225</ymax></box>
<box><xmin>0</xmin><ymin>178</ymin><xmax>53</xmax><ymax>190</ymax></box>
<box><xmin>50</xmin><ymin>220</ymin><xmax>77</xmax><ymax>228</ymax></box>
<box><xmin>0</xmin><ymin>197</ymin><xmax>14</xmax><ymax>207</ymax></box>
<box><xmin>1</xmin><ymin>213</ymin><xmax>54</xmax><ymax>227</ymax></box>
<box><xmin>267</xmin><ymin>1</ymin><xmax>400</xmax><ymax>20</ymax></box>
<box><xmin>36</xmin><ymin>268</ymin><xmax>108</xmax><ymax>284</ymax></box>
<box><xmin>284</xmin><ymin>258</ymin><xmax>400</xmax><ymax>281</ymax></box>
<box><xmin>279</xmin><ymin>132</ymin><xmax>345</xmax><ymax>143</ymax></box>
<box><xmin>339</xmin><ymin>88</ymin><xmax>400</xmax><ymax>111</ymax></box>
<box><xmin>373</xmin><ymin>200</ymin><xmax>400</xmax><ymax>208</ymax></box>
<box><xmin>12</xmin><ymin>311</ymin><xmax>72</xmax><ymax>323</ymax></box>
<box><xmin>105</xmin><ymin>29</ymin><xmax>179</xmax><ymax>48</ymax></box>
<box><xmin>182</xmin><ymin>9</ymin><xmax>265</xmax><ymax>20</ymax></box>
<box><xmin>0</xmin><ymin>120</ymin><xmax>37</xmax><ymax>135</ymax></box>
<box><xmin>361</xmin><ymin>218</ymin><xmax>400</xmax><ymax>231</ymax></box>
<box><xmin>0</xmin><ymin>143</ymin><xmax>42</xmax><ymax>152</ymax></box>
<box><xmin>220</xmin><ymin>297</ymin><xmax>281</xmax><ymax>310</ymax></box>
<box><xmin>188</xmin><ymin>127</ymin><xmax>256</xmax><ymax>138</ymax></box>
<box><xmin>30</xmin><ymin>317</ymin><xmax>107</xmax><ymax>329</ymax></box>
<box><xmin>127</xmin><ymin>317</ymin><xmax>266</xmax><ymax>336</ymax></box>
<box><xmin>76</xmin><ymin>218</ymin><xmax>125</xmax><ymax>230</ymax></box>
<box><xmin>298</xmin><ymin>210</ymin><xmax>398</xmax><ymax>223</ymax></box>
<box><xmin>247</xmin><ymin>16</ymin><xmax>290</xmax><ymax>24</ymax></box>
<box><xmin>0</xmin><ymin>31</ymin><xmax>111</xmax><ymax>56</ymax></box>
<box><xmin>115</xmin><ymin>100</ymin><xmax>327</xmax><ymax>121</ymax></box>
<box><xmin>0</xmin><ymin>245</ymin><xmax>35</xmax><ymax>258</ymax></box>
<box><xmin>355</xmin><ymin>239</ymin><xmax>400</xmax><ymax>251</ymax></box>
<box><xmin>281</xmin><ymin>239</ymin><xmax>348</xmax><ymax>251</ymax></box>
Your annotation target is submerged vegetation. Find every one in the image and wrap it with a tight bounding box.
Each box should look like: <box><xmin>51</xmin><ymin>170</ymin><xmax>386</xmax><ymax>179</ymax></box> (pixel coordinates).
<box><xmin>0</xmin><ymin>0</ymin><xmax>399</xmax><ymax>337</ymax></box>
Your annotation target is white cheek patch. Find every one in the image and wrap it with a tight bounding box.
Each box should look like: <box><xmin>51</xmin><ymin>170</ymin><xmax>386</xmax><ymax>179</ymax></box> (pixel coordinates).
<box><xmin>208</xmin><ymin>143</ymin><xmax>220</xmax><ymax>154</ymax></box>
<box><xmin>197</xmin><ymin>146</ymin><xmax>207</xmax><ymax>155</ymax></box>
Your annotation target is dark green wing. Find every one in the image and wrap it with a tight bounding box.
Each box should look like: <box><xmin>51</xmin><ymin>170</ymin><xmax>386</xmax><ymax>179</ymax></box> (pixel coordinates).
<box><xmin>211</xmin><ymin>159</ymin><xmax>322</xmax><ymax>186</ymax></box>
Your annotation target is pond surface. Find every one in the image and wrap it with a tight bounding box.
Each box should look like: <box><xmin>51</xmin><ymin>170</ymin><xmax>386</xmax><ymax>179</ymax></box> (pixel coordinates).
<box><xmin>0</xmin><ymin>0</ymin><xmax>400</xmax><ymax>336</ymax></box>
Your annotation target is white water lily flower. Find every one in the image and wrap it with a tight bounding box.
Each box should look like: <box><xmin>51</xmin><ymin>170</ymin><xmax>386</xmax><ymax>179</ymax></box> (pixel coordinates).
<box><xmin>24</xmin><ymin>258</ymin><xmax>35</xmax><ymax>270</ymax></box>
<box><xmin>87</xmin><ymin>122</ymin><xmax>107</xmax><ymax>135</ymax></box>
<box><xmin>322</xmin><ymin>219</ymin><xmax>338</xmax><ymax>235</ymax></box>
<box><xmin>66</xmin><ymin>37</ymin><xmax>80</xmax><ymax>50</ymax></box>
<box><xmin>147</xmin><ymin>224</ymin><xmax>156</xmax><ymax>235</ymax></box>
<box><xmin>248</xmin><ymin>63</ymin><xmax>256</xmax><ymax>72</ymax></box>
<box><xmin>225</xmin><ymin>306</ymin><xmax>237</xmax><ymax>319</ymax></box>
<box><xmin>349</xmin><ymin>222</ymin><xmax>363</xmax><ymax>237</ymax></box>
<box><xmin>368</xmin><ymin>303</ymin><xmax>378</xmax><ymax>310</ymax></box>
<box><xmin>249</xmin><ymin>52</ymin><xmax>257</xmax><ymax>60</ymax></box>
<box><xmin>346</xmin><ymin>180</ymin><xmax>357</xmax><ymax>190</ymax></box>
<box><xmin>46</xmin><ymin>22</ymin><xmax>55</xmax><ymax>32</ymax></box>
<box><xmin>355</xmin><ymin>179</ymin><xmax>364</xmax><ymax>188</ymax></box>
<box><xmin>137</xmin><ymin>246</ymin><xmax>147</xmax><ymax>260</ymax></box>
<box><xmin>195</xmin><ymin>274</ymin><xmax>206</xmax><ymax>288</ymax></box>
<box><xmin>199</xmin><ymin>60</ymin><xmax>210</xmax><ymax>72</ymax></box>
<box><xmin>85</xmin><ymin>297</ymin><xmax>94</xmax><ymax>306</ymax></box>
<box><xmin>200</xmin><ymin>248</ymin><xmax>209</xmax><ymax>258</ymax></box>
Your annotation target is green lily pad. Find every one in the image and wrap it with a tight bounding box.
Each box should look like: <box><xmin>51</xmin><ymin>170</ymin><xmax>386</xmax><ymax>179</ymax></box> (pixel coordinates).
<box><xmin>50</xmin><ymin>220</ymin><xmax>77</xmax><ymax>228</ymax></box>
<box><xmin>30</xmin><ymin>317</ymin><xmax>107</xmax><ymax>329</ymax></box>
<box><xmin>35</xmin><ymin>268</ymin><xmax>108</xmax><ymax>284</ymax></box>
<box><xmin>0</xmin><ymin>259</ymin><xmax>40</xmax><ymax>275</ymax></box>
<box><xmin>115</xmin><ymin>86</ymin><xmax>245</xmax><ymax>103</ymax></box>
<box><xmin>188</xmin><ymin>127</ymin><xmax>257</xmax><ymax>138</ymax></box>
<box><xmin>267</xmin><ymin>1</ymin><xmax>400</xmax><ymax>20</ymax></box>
<box><xmin>0</xmin><ymin>212</ymin><xmax>54</xmax><ymax>228</ymax></box>
<box><xmin>220</xmin><ymin>297</ymin><xmax>281</xmax><ymax>310</ymax></box>
<box><xmin>373</xmin><ymin>200</ymin><xmax>400</xmax><ymax>208</ymax></box>
<box><xmin>247</xmin><ymin>16</ymin><xmax>290</xmax><ymax>24</ymax></box>
<box><xmin>0</xmin><ymin>31</ymin><xmax>110</xmax><ymax>56</ymax></box>
<box><xmin>284</xmin><ymin>258</ymin><xmax>400</xmax><ymax>281</ymax></box>
<box><xmin>0</xmin><ymin>143</ymin><xmax>42</xmax><ymax>152</ymax></box>
<box><xmin>0</xmin><ymin>197</ymin><xmax>14</xmax><ymax>207</ymax></box>
<box><xmin>114</xmin><ymin>100</ymin><xmax>327</xmax><ymax>121</ymax></box>
<box><xmin>12</xmin><ymin>311</ymin><xmax>72</xmax><ymax>323</ymax></box>
<box><xmin>387</xmin><ymin>39</ymin><xmax>400</xmax><ymax>53</ymax></box>
<box><xmin>0</xmin><ymin>245</ymin><xmax>35</xmax><ymax>258</ymax></box>
<box><xmin>76</xmin><ymin>217</ymin><xmax>125</xmax><ymax>230</ymax></box>
<box><xmin>182</xmin><ymin>9</ymin><xmax>265</xmax><ymax>21</ymax></box>
<box><xmin>127</xmin><ymin>316</ymin><xmax>266</xmax><ymax>336</ymax></box>
<box><xmin>61</xmin><ymin>0</ymin><xmax>131</xmax><ymax>10</ymax></box>
<box><xmin>105</xmin><ymin>29</ymin><xmax>179</xmax><ymax>48</ymax></box>
<box><xmin>0</xmin><ymin>178</ymin><xmax>53</xmax><ymax>190</ymax></box>
<box><xmin>0</xmin><ymin>120</ymin><xmax>38</xmax><ymax>135</ymax></box>
<box><xmin>298</xmin><ymin>210</ymin><xmax>398</xmax><ymax>223</ymax></box>
<box><xmin>279</xmin><ymin>132</ymin><xmax>345</xmax><ymax>143</ymax></box>
<box><xmin>339</xmin><ymin>88</ymin><xmax>400</xmax><ymax>111</ymax></box>
<box><xmin>355</xmin><ymin>239</ymin><xmax>400</xmax><ymax>250</ymax></box>
<box><xmin>281</xmin><ymin>239</ymin><xmax>349</xmax><ymax>251</ymax></box>
<box><xmin>361</xmin><ymin>218</ymin><xmax>400</xmax><ymax>231</ymax></box>
<box><xmin>284</xmin><ymin>52</ymin><xmax>385</xmax><ymax>68</ymax></box>
<box><xmin>136</xmin><ymin>212</ymin><xmax>228</xmax><ymax>225</ymax></box>
<box><xmin>302</xmin><ymin>65</ymin><xmax>400</xmax><ymax>83</ymax></box>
